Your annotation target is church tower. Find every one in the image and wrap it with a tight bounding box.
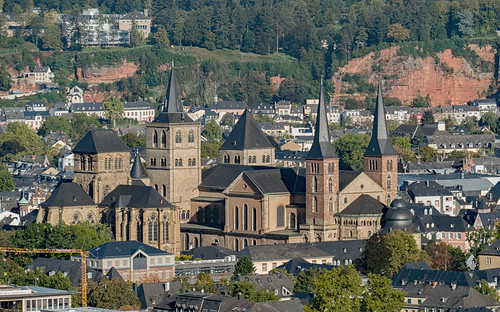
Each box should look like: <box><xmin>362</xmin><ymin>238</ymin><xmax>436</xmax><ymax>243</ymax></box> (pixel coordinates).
<box><xmin>301</xmin><ymin>82</ymin><xmax>340</xmax><ymax>242</ymax></box>
<box><xmin>219</xmin><ymin>109</ymin><xmax>275</xmax><ymax>166</ymax></box>
<box><xmin>363</xmin><ymin>83</ymin><xmax>398</xmax><ymax>204</ymax></box>
<box><xmin>145</xmin><ymin>66</ymin><xmax>201</xmax><ymax>216</ymax></box>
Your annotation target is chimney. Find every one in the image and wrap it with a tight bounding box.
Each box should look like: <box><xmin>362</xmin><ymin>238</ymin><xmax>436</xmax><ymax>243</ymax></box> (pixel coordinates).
<box><xmin>437</xmin><ymin>121</ymin><xmax>445</xmax><ymax>131</ymax></box>
<box><xmin>451</xmin><ymin>282</ymin><xmax>456</xmax><ymax>290</ymax></box>
<box><xmin>237</xmin><ymin>293</ymin><xmax>245</xmax><ymax>300</ymax></box>
<box><xmin>432</xmin><ymin>281</ymin><xmax>438</xmax><ymax>288</ymax></box>
<box><xmin>143</xmin><ymin>9</ymin><xmax>149</xmax><ymax>16</ymax></box>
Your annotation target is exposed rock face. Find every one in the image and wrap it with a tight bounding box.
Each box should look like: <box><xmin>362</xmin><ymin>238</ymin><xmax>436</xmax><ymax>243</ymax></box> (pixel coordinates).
<box><xmin>333</xmin><ymin>45</ymin><xmax>496</xmax><ymax>106</ymax></box>
<box><xmin>77</xmin><ymin>60</ymin><xmax>139</xmax><ymax>85</ymax></box>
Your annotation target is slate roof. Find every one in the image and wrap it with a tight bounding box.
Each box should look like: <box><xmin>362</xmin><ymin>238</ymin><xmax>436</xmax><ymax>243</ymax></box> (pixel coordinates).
<box><xmin>243</xmin><ymin>169</ymin><xmax>296</xmax><ymax>195</ymax></box>
<box><xmin>236</xmin><ymin>273</ymin><xmax>294</xmax><ymax>298</ymax></box>
<box><xmin>407</xmin><ymin>180</ymin><xmax>452</xmax><ymax>198</ymax></box>
<box><xmin>154</xmin><ymin>67</ymin><xmax>194</xmax><ymax>123</ymax></box>
<box><xmin>130</xmin><ymin>152</ymin><xmax>149</xmax><ymax>179</ymax></box>
<box><xmin>87</xmin><ymin>241</ymin><xmax>171</xmax><ymax>259</ymax></box>
<box><xmin>32</xmin><ymin>67</ymin><xmax>50</xmax><ymax>73</ymax></box>
<box><xmin>137</xmin><ymin>282</ymin><xmax>170</xmax><ymax>309</ymax></box>
<box><xmin>183</xmin><ymin>246</ymin><xmax>236</xmax><ymax>260</ymax></box>
<box><xmin>212</xmin><ymin>101</ymin><xmax>247</xmax><ymax>110</ymax></box>
<box><xmin>124</xmin><ymin>101</ymin><xmax>153</xmax><ymax>110</ymax></box>
<box><xmin>427</xmin><ymin>133</ymin><xmax>495</xmax><ymax>149</ymax></box>
<box><xmin>119</xmin><ymin>11</ymin><xmax>151</xmax><ymax>20</ymax></box>
<box><xmin>106</xmin><ymin>267</ymin><xmax>124</xmax><ymax>281</ymax></box>
<box><xmin>27</xmin><ymin>258</ymin><xmax>104</xmax><ymax>287</ymax></box>
<box><xmin>41</xmin><ymin>181</ymin><xmax>95</xmax><ymax>207</ymax></box>
<box><xmin>479</xmin><ymin>239</ymin><xmax>500</xmax><ymax>256</ymax></box>
<box><xmin>338</xmin><ymin>194</ymin><xmax>386</xmax><ymax>216</ymax></box>
<box><xmin>220</xmin><ymin>109</ymin><xmax>273</xmax><ymax>151</ymax></box>
<box><xmin>73</xmin><ymin>129</ymin><xmax>130</xmax><ymax>154</ymax></box>
<box><xmin>431</xmin><ymin>215</ymin><xmax>472</xmax><ymax>232</ymax></box>
<box><xmin>338</xmin><ymin>171</ymin><xmax>362</xmax><ymax>191</ymax></box>
<box><xmin>276</xmin><ymin>258</ymin><xmax>334</xmax><ymax>275</ymax></box>
<box><xmin>365</xmin><ymin>83</ymin><xmax>396</xmax><ymax>156</ymax></box>
<box><xmin>307</xmin><ymin>83</ymin><xmax>337</xmax><ymax>159</ymax></box>
<box><xmin>100</xmin><ymin>185</ymin><xmax>173</xmax><ymax>209</ymax></box>
<box><xmin>487</xmin><ymin>181</ymin><xmax>500</xmax><ymax>203</ymax></box>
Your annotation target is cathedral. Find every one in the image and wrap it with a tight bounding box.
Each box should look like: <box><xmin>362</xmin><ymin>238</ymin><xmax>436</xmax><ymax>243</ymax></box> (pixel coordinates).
<box><xmin>37</xmin><ymin>67</ymin><xmax>398</xmax><ymax>255</ymax></box>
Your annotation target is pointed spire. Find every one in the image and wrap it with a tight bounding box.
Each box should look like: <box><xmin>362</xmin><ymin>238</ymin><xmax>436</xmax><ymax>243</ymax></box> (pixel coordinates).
<box><xmin>307</xmin><ymin>81</ymin><xmax>337</xmax><ymax>159</ymax></box>
<box><xmin>165</xmin><ymin>65</ymin><xmax>182</xmax><ymax>113</ymax></box>
<box><xmin>365</xmin><ymin>82</ymin><xmax>396</xmax><ymax>156</ymax></box>
<box><xmin>130</xmin><ymin>150</ymin><xmax>149</xmax><ymax>179</ymax></box>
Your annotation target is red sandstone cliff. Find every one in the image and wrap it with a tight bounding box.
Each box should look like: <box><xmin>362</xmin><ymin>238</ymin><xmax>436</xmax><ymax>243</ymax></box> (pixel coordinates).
<box><xmin>333</xmin><ymin>44</ymin><xmax>496</xmax><ymax>106</ymax></box>
<box><xmin>76</xmin><ymin>60</ymin><xmax>139</xmax><ymax>85</ymax></box>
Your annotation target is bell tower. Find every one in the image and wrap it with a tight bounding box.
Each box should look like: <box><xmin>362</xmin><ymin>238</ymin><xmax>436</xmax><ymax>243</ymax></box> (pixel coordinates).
<box><xmin>300</xmin><ymin>82</ymin><xmax>340</xmax><ymax>242</ymax></box>
<box><xmin>363</xmin><ymin>83</ymin><xmax>398</xmax><ymax>204</ymax></box>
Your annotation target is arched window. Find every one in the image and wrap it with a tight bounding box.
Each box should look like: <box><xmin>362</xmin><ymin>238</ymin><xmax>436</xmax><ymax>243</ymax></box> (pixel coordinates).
<box><xmin>162</xmin><ymin>185</ymin><xmax>167</xmax><ymax>197</ymax></box>
<box><xmin>188</xmin><ymin>130</ymin><xmax>195</xmax><ymax>143</ymax></box>
<box><xmin>175</xmin><ymin>159</ymin><xmax>178</xmax><ymax>166</ymax></box>
<box><xmin>262</xmin><ymin>155</ymin><xmax>266</xmax><ymax>163</ymax></box>
<box><xmin>175</xmin><ymin>130</ymin><xmax>182</xmax><ymax>143</ymax></box>
<box><xmin>137</xmin><ymin>221</ymin><xmax>142</xmax><ymax>241</ymax></box>
<box><xmin>313</xmin><ymin>176</ymin><xmax>318</xmax><ymax>193</ymax></box>
<box><xmin>87</xmin><ymin>157</ymin><xmax>92</xmax><ymax>171</ymax></box>
<box><xmin>387</xmin><ymin>175</ymin><xmax>392</xmax><ymax>189</ymax></box>
<box><xmin>114</xmin><ymin>158</ymin><xmax>119</xmax><ymax>169</ymax></box>
<box><xmin>80</xmin><ymin>156</ymin><xmax>86</xmax><ymax>171</ymax></box>
<box><xmin>118</xmin><ymin>157</ymin><xmax>122</xmax><ymax>169</ymax></box>
<box><xmin>235</xmin><ymin>155</ymin><xmax>240</xmax><ymax>164</ymax></box>
<box><xmin>185</xmin><ymin>235</ymin><xmax>189</xmax><ymax>250</ymax></box>
<box><xmin>153</xmin><ymin>130</ymin><xmax>158</xmax><ymax>147</ymax></box>
<box><xmin>150</xmin><ymin>157</ymin><xmax>156</xmax><ymax>166</ymax></box>
<box><xmin>181</xmin><ymin>210</ymin><xmax>185</xmax><ymax>220</ymax></box>
<box><xmin>243</xmin><ymin>205</ymin><xmax>248</xmax><ymax>231</ymax></box>
<box><xmin>313</xmin><ymin>197</ymin><xmax>317</xmax><ymax>213</ymax></box>
<box><xmin>161</xmin><ymin>130</ymin><xmax>166</xmax><ymax>148</ymax></box>
<box><xmin>154</xmin><ymin>184</ymin><xmax>158</xmax><ymax>192</ymax></box>
<box><xmin>290</xmin><ymin>213</ymin><xmax>296</xmax><ymax>229</ymax></box>
<box><xmin>329</xmin><ymin>197</ymin><xmax>334</xmax><ymax>212</ymax></box>
<box><xmin>253</xmin><ymin>239</ymin><xmax>257</xmax><ymax>245</ymax></box>
<box><xmin>266</xmin><ymin>155</ymin><xmax>270</xmax><ymax>163</ymax></box>
<box><xmin>277</xmin><ymin>205</ymin><xmax>284</xmax><ymax>227</ymax></box>
<box><xmin>224</xmin><ymin>155</ymin><xmax>230</xmax><ymax>163</ymax></box>
<box><xmin>163</xmin><ymin>216</ymin><xmax>168</xmax><ymax>242</ymax></box>
<box><xmin>194</xmin><ymin>237</ymin><xmax>199</xmax><ymax>248</ymax></box>
<box><xmin>161</xmin><ymin>157</ymin><xmax>167</xmax><ymax>166</ymax></box>
<box><xmin>252</xmin><ymin>208</ymin><xmax>257</xmax><ymax>231</ymax></box>
<box><xmin>188</xmin><ymin>158</ymin><xmax>192</xmax><ymax>166</ymax></box>
<box><xmin>235</xmin><ymin>238</ymin><xmax>239</xmax><ymax>251</ymax></box>
<box><xmin>387</xmin><ymin>193</ymin><xmax>392</xmax><ymax>206</ymax></box>
<box><xmin>234</xmin><ymin>206</ymin><xmax>239</xmax><ymax>230</ymax></box>
<box><xmin>344</xmin><ymin>197</ymin><xmax>348</xmax><ymax>204</ymax></box>
<box><xmin>148</xmin><ymin>215</ymin><xmax>158</xmax><ymax>242</ymax></box>
<box><xmin>329</xmin><ymin>178</ymin><xmax>333</xmax><ymax>193</ymax></box>
<box><xmin>186</xmin><ymin>210</ymin><xmax>190</xmax><ymax>220</ymax></box>
<box><xmin>179</xmin><ymin>159</ymin><xmax>183</xmax><ymax>166</ymax></box>
<box><xmin>244</xmin><ymin>239</ymin><xmax>248</xmax><ymax>248</ymax></box>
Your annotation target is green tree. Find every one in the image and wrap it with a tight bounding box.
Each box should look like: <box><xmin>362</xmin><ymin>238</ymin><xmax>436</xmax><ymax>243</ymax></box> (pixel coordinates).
<box><xmin>475</xmin><ymin>279</ymin><xmax>500</xmax><ymax>301</ymax></box>
<box><xmin>201</xmin><ymin>118</ymin><xmax>224</xmax><ymax>158</ymax></box>
<box><xmin>358</xmin><ymin>230</ymin><xmax>428</xmax><ymax>277</ymax></box>
<box><xmin>333</xmin><ymin>133</ymin><xmax>370</xmax><ymax>170</ymax></box>
<box><xmin>361</xmin><ymin>273</ymin><xmax>405</xmax><ymax>312</ymax></box>
<box><xmin>412</xmin><ymin>95</ymin><xmax>431</xmax><ymax>108</ymax></box>
<box><xmin>391</xmin><ymin>137</ymin><xmax>416</xmax><ymax>162</ymax></box>
<box><xmin>442</xmin><ymin>117</ymin><xmax>457</xmax><ymax>133</ymax></box>
<box><xmin>103</xmin><ymin>96</ymin><xmax>124</xmax><ymax>128</ymax></box>
<box><xmin>0</xmin><ymin>164</ymin><xmax>14</xmax><ymax>192</ymax></box>
<box><xmin>421</xmin><ymin>110</ymin><xmax>435</xmax><ymax>125</ymax></box>
<box><xmin>387</xmin><ymin>23</ymin><xmax>410</xmax><ymax>42</ymax></box>
<box><xmin>151</xmin><ymin>27</ymin><xmax>170</xmax><ymax>47</ymax></box>
<box><xmin>305</xmin><ymin>265</ymin><xmax>363</xmax><ymax>312</ymax></box>
<box><xmin>87</xmin><ymin>278</ymin><xmax>140</xmax><ymax>310</ymax></box>
<box><xmin>41</xmin><ymin>11</ymin><xmax>62</xmax><ymax>50</ymax></box>
<box><xmin>406</xmin><ymin>116</ymin><xmax>419</xmax><ymax>125</ymax></box>
<box><xmin>295</xmin><ymin>266</ymin><xmax>326</xmax><ymax>293</ymax></box>
<box><xmin>480</xmin><ymin>112</ymin><xmax>497</xmax><ymax>130</ymax></box>
<box><xmin>467</xmin><ymin>228</ymin><xmax>493</xmax><ymax>268</ymax></box>
<box><xmin>462</xmin><ymin>116</ymin><xmax>478</xmax><ymax>134</ymax></box>
<box><xmin>195</xmin><ymin>272</ymin><xmax>217</xmax><ymax>294</ymax></box>
<box><xmin>0</xmin><ymin>63</ymin><xmax>12</xmax><ymax>91</ymax></box>
<box><xmin>120</xmin><ymin>132</ymin><xmax>146</xmax><ymax>148</ymax></box>
<box><xmin>38</xmin><ymin>116</ymin><xmax>73</xmax><ymax>138</ymax></box>
<box><xmin>446</xmin><ymin>150</ymin><xmax>467</xmax><ymax>159</ymax></box>
<box><xmin>419</xmin><ymin>146</ymin><xmax>437</xmax><ymax>162</ymax></box>
<box><xmin>229</xmin><ymin>281</ymin><xmax>279</xmax><ymax>302</ymax></box>
<box><xmin>0</xmin><ymin>122</ymin><xmax>44</xmax><ymax>156</ymax></box>
<box><xmin>71</xmin><ymin>113</ymin><xmax>100</xmax><ymax>142</ymax></box>
<box><xmin>129</xmin><ymin>18</ymin><xmax>144</xmax><ymax>47</ymax></box>
<box><xmin>232</xmin><ymin>256</ymin><xmax>255</xmax><ymax>280</ymax></box>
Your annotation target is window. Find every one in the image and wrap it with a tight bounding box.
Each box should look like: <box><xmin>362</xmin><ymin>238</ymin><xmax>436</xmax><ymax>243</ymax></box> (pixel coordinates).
<box><xmin>235</xmin><ymin>238</ymin><xmax>239</xmax><ymax>251</ymax></box>
<box><xmin>243</xmin><ymin>205</ymin><xmax>248</xmax><ymax>231</ymax></box>
<box><xmin>153</xmin><ymin>130</ymin><xmax>158</xmax><ymax>147</ymax></box>
<box><xmin>262</xmin><ymin>155</ymin><xmax>266</xmax><ymax>163</ymax></box>
<box><xmin>188</xmin><ymin>130</ymin><xmax>195</xmax><ymax>143</ymax></box>
<box><xmin>487</xmin><ymin>257</ymin><xmax>492</xmax><ymax>265</ymax></box>
<box><xmin>266</xmin><ymin>155</ymin><xmax>270</xmax><ymax>163</ymax></box>
<box><xmin>162</xmin><ymin>185</ymin><xmax>167</xmax><ymax>197</ymax></box>
<box><xmin>252</xmin><ymin>207</ymin><xmax>257</xmax><ymax>231</ymax></box>
<box><xmin>161</xmin><ymin>157</ymin><xmax>167</xmax><ymax>166</ymax></box>
<box><xmin>148</xmin><ymin>215</ymin><xmax>158</xmax><ymax>242</ymax></box>
<box><xmin>313</xmin><ymin>176</ymin><xmax>318</xmax><ymax>192</ymax></box>
<box><xmin>175</xmin><ymin>130</ymin><xmax>182</xmax><ymax>143</ymax></box>
<box><xmin>329</xmin><ymin>197</ymin><xmax>334</xmax><ymax>212</ymax></box>
<box><xmin>150</xmin><ymin>157</ymin><xmax>157</xmax><ymax>166</ymax></box>
<box><xmin>235</xmin><ymin>155</ymin><xmax>241</xmax><ymax>164</ymax></box>
<box><xmin>277</xmin><ymin>205</ymin><xmax>284</xmax><ymax>227</ymax></box>
<box><xmin>224</xmin><ymin>154</ymin><xmax>230</xmax><ymax>163</ymax></box>
<box><xmin>161</xmin><ymin>130</ymin><xmax>166</xmax><ymax>147</ymax></box>
<box><xmin>387</xmin><ymin>175</ymin><xmax>392</xmax><ymax>189</ymax></box>
<box><xmin>262</xmin><ymin>263</ymin><xmax>267</xmax><ymax>271</ymax></box>
<box><xmin>329</xmin><ymin>178</ymin><xmax>333</xmax><ymax>192</ymax></box>
<box><xmin>312</xmin><ymin>197</ymin><xmax>317</xmax><ymax>212</ymax></box>
<box><xmin>290</xmin><ymin>213</ymin><xmax>296</xmax><ymax>229</ymax></box>
<box><xmin>234</xmin><ymin>206</ymin><xmax>239</xmax><ymax>230</ymax></box>
<box><xmin>344</xmin><ymin>197</ymin><xmax>348</xmax><ymax>204</ymax></box>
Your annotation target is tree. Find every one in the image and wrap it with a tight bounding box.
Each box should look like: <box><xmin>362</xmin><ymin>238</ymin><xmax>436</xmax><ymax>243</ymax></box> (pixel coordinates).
<box><xmin>467</xmin><ymin>227</ymin><xmax>493</xmax><ymax>268</ymax></box>
<box><xmin>475</xmin><ymin>279</ymin><xmax>500</xmax><ymax>301</ymax></box>
<box><xmin>442</xmin><ymin>117</ymin><xmax>457</xmax><ymax>133</ymax></box>
<box><xmin>201</xmin><ymin>118</ymin><xmax>224</xmax><ymax>158</ymax></box>
<box><xmin>407</xmin><ymin>116</ymin><xmax>419</xmax><ymax>126</ymax></box>
<box><xmin>87</xmin><ymin>278</ymin><xmax>140</xmax><ymax>310</ymax></box>
<box><xmin>0</xmin><ymin>122</ymin><xmax>44</xmax><ymax>156</ymax></box>
<box><xmin>333</xmin><ymin>133</ymin><xmax>370</xmax><ymax>170</ymax></box>
<box><xmin>41</xmin><ymin>11</ymin><xmax>62</xmax><ymax>50</ymax></box>
<box><xmin>361</xmin><ymin>273</ymin><xmax>405</xmax><ymax>312</ymax></box>
<box><xmin>480</xmin><ymin>112</ymin><xmax>497</xmax><ymax>130</ymax></box>
<box><xmin>129</xmin><ymin>18</ymin><xmax>144</xmax><ymax>47</ymax></box>
<box><xmin>386</xmin><ymin>23</ymin><xmax>410</xmax><ymax>42</ymax></box>
<box><xmin>120</xmin><ymin>132</ymin><xmax>146</xmax><ymax>148</ymax></box>
<box><xmin>412</xmin><ymin>95</ymin><xmax>431</xmax><ymax>108</ymax></box>
<box><xmin>195</xmin><ymin>272</ymin><xmax>217</xmax><ymax>294</ymax></box>
<box><xmin>151</xmin><ymin>27</ymin><xmax>170</xmax><ymax>47</ymax></box>
<box><xmin>71</xmin><ymin>113</ymin><xmax>100</xmax><ymax>141</ymax></box>
<box><xmin>456</xmin><ymin>9</ymin><xmax>474</xmax><ymax>37</ymax></box>
<box><xmin>232</xmin><ymin>256</ymin><xmax>255</xmax><ymax>280</ymax></box>
<box><xmin>229</xmin><ymin>281</ymin><xmax>279</xmax><ymax>302</ymax></box>
<box><xmin>421</xmin><ymin>110</ymin><xmax>435</xmax><ymax>125</ymax></box>
<box><xmin>0</xmin><ymin>63</ymin><xmax>12</xmax><ymax>91</ymax></box>
<box><xmin>419</xmin><ymin>146</ymin><xmax>437</xmax><ymax>162</ymax></box>
<box><xmin>38</xmin><ymin>116</ymin><xmax>73</xmax><ymax>138</ymax></box>
<box><xmin>305</xmin><ymin>265</ymin><xmax>363</xmax><ymax>312</ymax></box>
<box><xmin>0</xmin><ymin>164</ymin><xmax>14</xmax><ymax>192</ymax></box>
<box><xmin>103</xmin><ymin>96</ymin><xmax>123</xmax><ymax>128</ymax></box>
<box><xmin>446</xmin><ymin>150</ymin><xmax>467</xmax><ymax>159</ymax></box>
<box><xmin>391</xmin><ymin>137</ymin><xmax>416</xmax><ymax>162</ymax></box>
<box><xmin>295</xmin><ymin>266</ymin><xmax>326</xmax><ymax>293</ymax></box>
<box><xmin>424</xmin><ymin>240</ymin><xmax>466</xmax><ymax>271</ymax></box>
<box><xmin>358</xmin><ymin>230</ymin><xmax>428</xmax><ymax>277</ymax></box>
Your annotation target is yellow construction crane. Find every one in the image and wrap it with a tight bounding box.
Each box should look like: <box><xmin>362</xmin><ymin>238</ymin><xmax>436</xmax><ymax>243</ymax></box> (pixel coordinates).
<box><xmin>0</xmin><ymin>247</ymin><xmax>89</xmax><ymax>307</ymax></box>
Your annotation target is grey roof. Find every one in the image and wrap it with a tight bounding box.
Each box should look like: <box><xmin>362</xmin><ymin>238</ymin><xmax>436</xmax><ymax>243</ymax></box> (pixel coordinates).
<box><xmin>427</xmin><ymin>134</ymin><xmax>495</xmax><ymax>148</ymax></box>
<box><xmin>72</xmin><ymin>102</ymin><xmax>103</xmax><ymax>112</ymax></box>
<box><xmin>212</xmin><ymin>101</ymin><xmax>247</xmax><ymax>110</ymax></box>
<box><xmin>236</xmin><ymin>273</ymin><xmax>294</xmax><ymax>298</ymax></box>
<box><xmin>220</xmin><ymin>109</ymin><xmax>273</xmax><ymax>151</ymax></box>
<box><xmin>41</xmin><ymin>181</ymin><xmax>95</xmax><ymax>207</ymax></box>
<box><xmin>430</xmin><ymin>215</ymin><xmax>471</xmax><ymax>232</ymax></box>
<box><xmin>73</xmin><ymin>129</ymin><xmax>130</xmax><ymax>154</ymax></box>
<box><xmin>479</xmin><ymin>239</ymin><xmax>500</xmax><ymax>256</ymax></box>
<box><xmin>130</xmin><ymin>152</ymin><xmax>149</xmax><ymax>179</ymax></box>
<box><xmin>32</xmin><ymin>67</ymin><xmax>50</xmax><ymax>73</ymax></box>
<box><xmin>165</xmin><ymin>67</ymin><xmax>182</xmax><ymax>114</ymax></box>
<box><xmin>27</xmin><ymin>258</ymin><xmax>103</xmax><ymax>287</ymax></box>
<box><xmin>184</xmin><ymin>246</ymin><xmax>236</xmax><ymax>260</ymax></box>
<box><xmin>119</xmin><ymin>11</ymin><xmax>151</xmax><ymax>20</ymax></box>
<box><xmin>276</xmin><ymin>258</ymin><xmax>334</xmax><ymax>275</ymax></box>
<box><xmin>338</xmin><ymin>194</ymin><xmax>386</xmax><ymax>215</ymax></box>
<box><xmin>365</xmin><ymin>83</ymin><xmax>396</xmax><ymax>156</ymax></box>
<box><xmin>100</xmin><ymin>185</ymin><xmax>173</xmax><ymax>209</ymax></box>
<box><xmin>407</xmin><ymin>180</ymin><xmax>453</xmax><ymax>197</ymax></box>
<box><xmin>106</xmin><ymin>267</ymin><xmax>124</xmax><ymax>281</ymax></box>
<box><xmin>87</xmin><ymin>241</ymin><xmax>171</xmax><ymax>259</ymax></box>
<box><xmin>306</xmin><ymin>83</ymin><xmax>337</xmax><ymax>160</ymax></box>
<box><xmin>124</xmin><ymin>101</ymin><xmax>153</xmax><ymax>110</ymax></box>
<box><xmin>137</xmin><ymin>282</ymin><xmax>169</xmax><ymax>309</ymax></box>
<box><xmin>338</xmin><ymin>171</ymin><xmax>362</xmax><ymax>191</ymax></box>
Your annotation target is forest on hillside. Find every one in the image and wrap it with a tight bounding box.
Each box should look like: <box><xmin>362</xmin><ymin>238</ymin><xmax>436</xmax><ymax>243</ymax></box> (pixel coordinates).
<box><xmin>1</xmin><ymin>0</ymin><xmax>499</xmax><ymax>107</ymax></box>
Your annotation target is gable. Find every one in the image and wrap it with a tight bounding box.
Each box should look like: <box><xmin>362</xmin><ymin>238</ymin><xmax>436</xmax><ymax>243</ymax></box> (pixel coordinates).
<box><xmin>224</xmin><ymin>173</ymin><xmax>262</xmax><ymax>197</ymax></box>
<box><xmin>339</xmin><ymin>172</ymin><xmax>385</xmax><ymax>195</ymax></box>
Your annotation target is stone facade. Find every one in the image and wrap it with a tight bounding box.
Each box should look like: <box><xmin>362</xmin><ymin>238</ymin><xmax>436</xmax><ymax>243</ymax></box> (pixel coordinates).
<box><xmin>219</xmin><ymin>148</ymin><xmax>275</xmax><ymax>166</ymax></box>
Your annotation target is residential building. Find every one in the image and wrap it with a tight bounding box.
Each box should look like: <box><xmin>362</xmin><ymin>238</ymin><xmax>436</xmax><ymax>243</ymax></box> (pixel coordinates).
<box><xmin>473</xmin><ymin>99</ymin><xmax>498</xmax><ymax>114</ymax></box>
<box><xmin>22</xmin><ymin>67</ymin><xmax>55</xmax><ymax>83</ymax></box>
<box><xmin>118</xmin><ymin>10</ymin><xmax>152</xmax><ymax>39</ymax></box>
<box><xmin>211</xmin><ymin>101</ymin><xmax>247</xmax><ymax>116</ymax></box>
<box><xmin>71</xmin><ymin>241</ymin><xmax>175</xmax><ymax>283</ymax></box>
<box><xmin>71</xmin><ymin>102</ymin><xmax>105</xmax><ymax>117</ymax></box>
<box><xmin>235</xmin><ymin>272</ymin><xmax>294</xmax><ymax>300</ymax></box>
<box><xmin>66</xmin><ymin>86</ymin><xmax>84</xmax><ymax>104</ymax></box>
<box><xmin>406</xmin><ymin>180</ymin><xmax>455</xmax><ymax>215</ymax></box>
<box><xmin>478</xmin><ymin>239</ymin><xmax>500</xmax><ymax>270</ymax></box>
<box><xmin>26</xmin><ymin>258</ymin><xmax>104</xmax><ymax>287</ymax></box>
<box><xmin>0</xmin><ymin>284</ymin><xmax>74</xmax><ymax>312</ymax></box>
<box><xmin>426</xmin><ymin>133</ymin><xmax>495</xmax><ymax>154</ymax></box>
<box><xmin>123</xmin><ymin>101</ymin><xmax>155</xmax><ymax>122</ymax></box>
